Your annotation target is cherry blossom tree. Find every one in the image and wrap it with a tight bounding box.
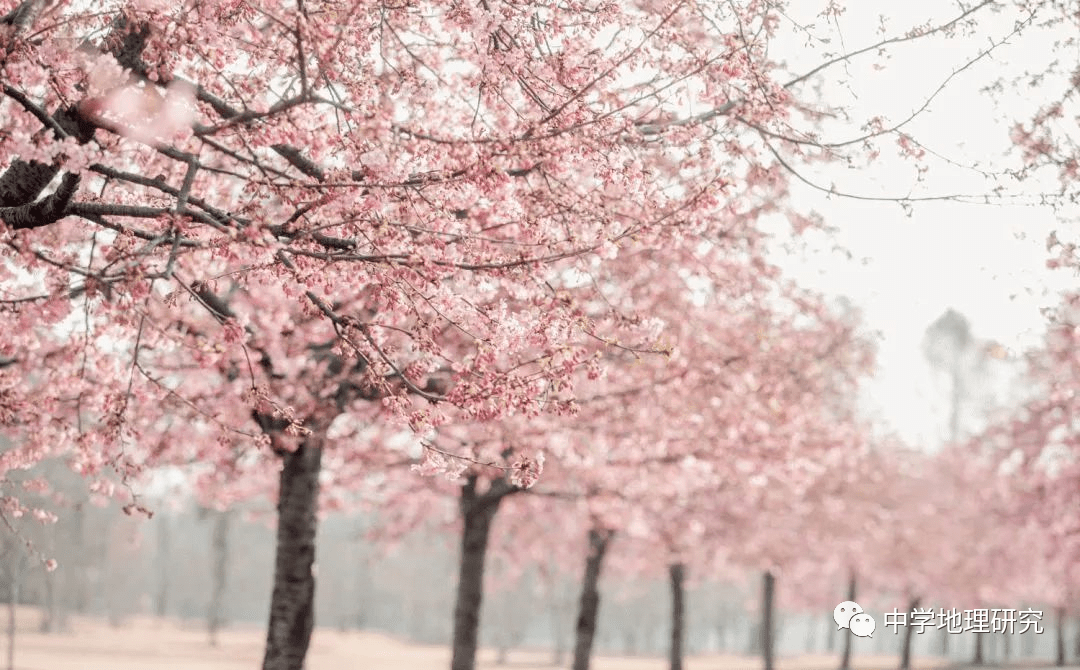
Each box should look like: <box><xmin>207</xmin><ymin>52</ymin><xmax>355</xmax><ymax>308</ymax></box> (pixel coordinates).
<box><xmin>546</xmin><ymin>278</ymin><xmax>876</xmax><ymax>670</ymax></box>
<box><xmin>3</xmin><ymin>1</ymin><xmax>1070</xmax><ymax>670</ymax></box>
<box><xmin>968</xmin><ymin>291</ymin><xmax>1080</xmax><ymax>666</ymax></box>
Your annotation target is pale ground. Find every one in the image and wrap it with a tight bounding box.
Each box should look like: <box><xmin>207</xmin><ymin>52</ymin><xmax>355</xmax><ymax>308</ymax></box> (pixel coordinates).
<box><xmin>0</xmin><ymin>607</ymin><xmax>1070</xmax><ymax>670</ymax></box>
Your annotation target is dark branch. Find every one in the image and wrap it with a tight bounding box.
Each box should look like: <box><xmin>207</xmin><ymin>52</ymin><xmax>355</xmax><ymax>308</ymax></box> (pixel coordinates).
<box><xmin>0</xmin><ymin>174</ymin><xmax>80</xmax><ymax>230</ymax></box>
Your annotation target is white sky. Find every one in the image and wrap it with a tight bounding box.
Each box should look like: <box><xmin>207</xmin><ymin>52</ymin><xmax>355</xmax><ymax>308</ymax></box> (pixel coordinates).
<box><xmin>761</xmin><ymin>0</ymin><xmax>1077</xmax><ymax>447</ymax></box>
<box><xmin>775</xmin><ymin>199</ymin><xmax>1067</xmax><ymax>447</ymax></box>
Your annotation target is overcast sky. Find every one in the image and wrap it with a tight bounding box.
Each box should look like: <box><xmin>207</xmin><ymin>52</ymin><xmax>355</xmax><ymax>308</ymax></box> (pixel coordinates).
<box><xmin>761</xmin><ymin>0</ymin><xmax>1075</xmax><ymax>446</ymax></box>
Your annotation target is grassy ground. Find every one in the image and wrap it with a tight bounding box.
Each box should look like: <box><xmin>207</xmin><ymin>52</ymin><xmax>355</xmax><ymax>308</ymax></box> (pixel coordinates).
<box><xmin>0</xmin><ymin>608</ymin><xmax>1058</xmax><ymax>670</ymax></box>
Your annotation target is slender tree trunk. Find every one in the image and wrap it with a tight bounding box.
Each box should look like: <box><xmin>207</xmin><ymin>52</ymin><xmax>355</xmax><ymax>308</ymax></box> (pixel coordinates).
<box><xmin>550</xmin><ymin>591</ymin><xmax>568</xmax><ymax>666</ymax></box>
<box><xmin>552</xmin><ymin>612</ymin><xmax>567</xmax><ymax>665</ymax></box>
<box><xmin>156</xmin><ymin>514</ymin><xmax>170</xmax><ymax>618</ymax></box>
<box><xmin>208</xmin><ymin>509</ymin><xmax>231</xmax><ymax>646</ymax></box>
<box><xmin>262</xmin><ymin>438</ymin><xmax>323</xmax><ymax>670</ymax></box>
<box><xmin>553</xmin><ymin>639</ymin><xmax>566</xmax><ymax>666</ymax></box>
<box><xmin>826</xmin><ymin>615</ymin><xmax>836</xmax><ymax>653</ymax></box>
<box><xmin>748</xmin><ymin>622</ymin><xmax>761</xmax><ymax>655</ymax></box>
<box><xmin>38</xmin><ymin>565</ymin><xmax>56</xmax><ymax>633</ymax></box>
<box><xmin>7</xmin><ymin>557</ymin><xmax>21</xmax><ymax>670</ymax></box>
<box><xmin>669</xmin><ymin>563</ymin><xmax>686</xmax><ymax>670</ymax></box>
<box><xmin>450</xmin><ymin>477</ymin><xmax>513</xmax><ymax>670</ymax></box>
<box><xmin>840</xmin><ymin>571</ymin><xmax>855</xmax><ymax>670</ymax></box>
<box><xmin>972</xmin><ymin>631</ymin><xmax>984</xmax><ymax>666</ymax></box>
<box><xmin>1056</xmin><ymin>607</ymin><xmax>1066</xmax><ymax>667</ymax></box>
<box><xmin>1023</xmin><ymin>610</ymin><xmax>1037</xmax><ymax>657</ymax></box>
<box><xmin>1073</xmin><ymin>618</ymin><xmax>1080</xmax><ymax>661</ymax></box>
<box><xmin>571</xmin><ymin>528</ymin><xmax>613</xmax><ymax>670</ymax></box>
<box><xmin>899</xmin><ymin>596</ymin><xmax>919</xmax><ymax>670</ymax></box>
<box><xmin>949</xmin><ymin>364</ymin><xmax>962</xmax><ymax>446</ymax></box>
<box><xmin>7</xmin><ymin>586</ymin><xmax>14</xmax><ymax>670</ymax></box>
<box><xmin>762</xmin><ymin>571</ymin><xmax>776</xmax><ymax>670</ymax></box>
<box><xmin>1003</xmin><ymin>623</ymin><xmax>1011</xmax><ymax>662</ymax></box>
<box><xmin>73</xmin><ymin>504</ymin><xmax>88</xmax><ymax>615</ymax></box>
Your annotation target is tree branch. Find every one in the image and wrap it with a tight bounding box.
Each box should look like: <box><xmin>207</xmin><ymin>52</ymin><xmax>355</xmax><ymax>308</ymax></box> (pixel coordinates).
<box><xmin>0</xmin><ymin>174</ymin><xmax>80</xmax><ymax>230</ymax></box>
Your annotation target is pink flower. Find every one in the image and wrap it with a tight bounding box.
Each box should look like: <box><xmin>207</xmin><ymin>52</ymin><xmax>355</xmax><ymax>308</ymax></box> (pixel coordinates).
<box><xmin>510</xmin><ymin>453</ymin><xmax>544</xmax><ymax>489</ymax></box>
<box><xmin>222</xmin><ymin>319</ymin><xmax>246</xmax><ymax>344</ymax></box>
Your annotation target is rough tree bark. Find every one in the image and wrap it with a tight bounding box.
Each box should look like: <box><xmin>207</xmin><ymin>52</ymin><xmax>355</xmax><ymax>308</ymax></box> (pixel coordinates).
<box><xmin>208</xmin><ymin>509</ymin><xmax>231</xmax><ymax>647</ymax></box>
<box><xmin>840</xmin><ymin>571</ymin><xmax>855</xmax><ymax>670</ymax></box>
<box><xmin>262</xmin><ymin>436</ymin><xmax>324</xmax><ymax>670</ymax></box>
<box><xmin>669</xmin><ymin>563</ymin><xmax>686</xmax><ymax>670</ymax></box>
<box><xmin>762</xmin><ymin>571</ymin><xmax>776</xmax><ymax>670</ymax></box>
<box><xmin>450</xmin><ymin>476</ymin><xmax>516</xmax><ymax>670</ymax></box>
<box><xmin>571</xmin><ymin>528</ymin><xmax>613</xmax><ymax>670</ymax></box>
<box><xmin>899</xmin><ymin>596</ymin><xmax>919</xmax><ymax>670</ymax></box>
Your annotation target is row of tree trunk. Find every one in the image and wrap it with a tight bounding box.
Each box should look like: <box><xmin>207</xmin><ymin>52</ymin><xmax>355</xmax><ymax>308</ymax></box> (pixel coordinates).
<box><xmin>256</xmin><ymin>441</ymin><xmax>1078</xmax><ymax>670</ymax></box>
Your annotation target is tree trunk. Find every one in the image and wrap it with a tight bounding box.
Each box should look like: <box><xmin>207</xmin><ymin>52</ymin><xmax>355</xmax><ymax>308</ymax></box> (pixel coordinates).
<box><xmin>571</xmin><ymin>528</ymin><xmax>613</xmax><ymax>670</ymax></box>
<box><xmin>156</xmin><ymin>514</ymin><xmax>170</xmax><ymax>618</ymax></box>
<box><xmin>262</xmin><ymin>438</ymin><xmax>323</xmax><ymax>670</ymax></box>
<box><xmin>38</xmin><ymin>565</ymin><xmax>56</xmax><ymax>633</ymax></box>
<box><xmin>939</xmin><ymin>626</ymin><xmax>949</xmax><ymax>657</ymax></box>
<box><xmin>1073</xmin><ymin>618</ymin><xmax>1080</xmax><ymax>661</ymax></box>
<box><xmin>450</xmin><ymin>477</ymin><xmax>513</xmax><ymax>670</ymax></box>
<box><xmin>748</xmin><ymin>622</ymin><xmax>762</xmax><ymax>655</ymax></box>
<box><xmin>899</xmin><ymin>596</ymin><xmax>919</xmax><ymax>670</ymax></box>
<box><xmin>1023</xmin><ymin>612</ymin><xmax>1037</xmax><ymax>656</ymax></box>
<box><xmin>839</xmin><ymin>571</ymin><xmax>855</xmax><ymax>670</ymax></box>
<box><xmin>972</xmin><ymin>630</ymin><xmax>984</xmax><ymax>666</ymax></box>
<box><xmin>7</xmin><ymin>556</ymin><xmax>21</xmax><ymax>670</ymax></box>
<box><xmin>550</xmin><ymin>591</ymin><xmax>568</xmax><ymax>667</ymax></box>
<box><xmin>669</xmin><ymin>563</ymin><xmax>686</xmax><ymax>670</ymax></box>
<box><xmin>72</xmin><ymin>504</ymin><xmax>88</xmax><ymax>615</ymax></box>
<box><xmin>762</xmin><ymin>571</ymin><xmax>776</xmax><ymax>670</ymax></box>
<box><xmin>826</xmin><ymin>615</ymin><xmax>836</xmax><ymax>653</ymax></box>
<box><xmin>1056</xmin><ymin>607</ymin><xmax>1066</xmax><ymax>667</ymax></box>
<box><xmin>208</xmin><ymin>509</ymin><xmax>231</xmax><ymax>646</ymax></box>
